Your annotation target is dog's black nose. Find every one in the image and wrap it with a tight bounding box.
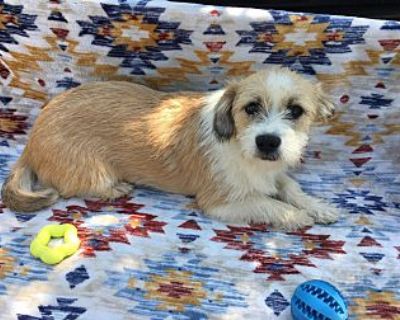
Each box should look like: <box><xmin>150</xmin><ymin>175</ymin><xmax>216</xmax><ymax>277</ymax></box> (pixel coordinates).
<box><xmin>256</xmin><ymin>134</ymin><xmax>281</xmax><ymax>154</ymax></box>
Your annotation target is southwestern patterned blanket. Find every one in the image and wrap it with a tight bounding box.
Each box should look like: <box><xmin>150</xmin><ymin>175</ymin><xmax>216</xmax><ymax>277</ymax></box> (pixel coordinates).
<box><xmin>0</xmin><ymin>0</ymin><xmax>399</xmax><ymax>319</ymax></box>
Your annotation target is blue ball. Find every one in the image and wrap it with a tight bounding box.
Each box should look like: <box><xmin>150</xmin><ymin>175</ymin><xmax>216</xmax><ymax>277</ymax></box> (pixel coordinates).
<box><xmin>291</xmin><ymin>280</ymin><xmax>348</xmax><ymax>320</ymax></box>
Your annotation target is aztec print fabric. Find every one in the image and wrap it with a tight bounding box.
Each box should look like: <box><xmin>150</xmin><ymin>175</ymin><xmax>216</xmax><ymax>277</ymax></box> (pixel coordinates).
<box><xmin>0</xmin><ymin>0</ymin><xmax>399</xmax><ymax>319</ymax></box>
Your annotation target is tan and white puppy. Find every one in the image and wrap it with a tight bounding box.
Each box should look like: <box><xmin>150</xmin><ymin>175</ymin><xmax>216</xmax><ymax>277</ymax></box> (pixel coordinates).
<box><xmin>2</xmin><ymin>67</ymin><xmax>339</xmax><ymax>230</ymax></box>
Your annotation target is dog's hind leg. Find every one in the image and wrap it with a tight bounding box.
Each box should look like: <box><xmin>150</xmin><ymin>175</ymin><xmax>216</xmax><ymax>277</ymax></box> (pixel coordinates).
<box><xmin>96</xmin><ymin>182</ymin><xmax>134</xmax><ymax>200</ymax></box>
<box><xmin>39</xmin><ymin>156</ymin><xmax>133</xmax><ymax>201</ymax></box>
<box><xmin>58</xmin><ymin>173</ymin><xmax>133</xmax><ymax>200</ymax></box>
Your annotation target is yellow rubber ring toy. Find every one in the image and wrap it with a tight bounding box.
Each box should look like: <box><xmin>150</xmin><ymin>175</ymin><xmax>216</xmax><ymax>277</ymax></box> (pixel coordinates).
<box><xmin>30</xmin><ymin>224</ymin><xmax>81</xmax><ymax>265</ymax></box>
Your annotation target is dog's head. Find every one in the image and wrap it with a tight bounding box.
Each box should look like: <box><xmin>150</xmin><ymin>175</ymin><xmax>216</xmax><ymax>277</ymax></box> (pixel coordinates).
<box><xmin>212</xmin><ymin>67</ymin><xmax>335</xmax><ymax>167</ymax></box>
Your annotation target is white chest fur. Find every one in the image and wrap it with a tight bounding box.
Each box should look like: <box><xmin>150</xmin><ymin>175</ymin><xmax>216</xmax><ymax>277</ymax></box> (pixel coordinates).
<box><xmin>211</xmin><ymin>142</ymin><xmax>280</xmax><ymax>201</ymax></box>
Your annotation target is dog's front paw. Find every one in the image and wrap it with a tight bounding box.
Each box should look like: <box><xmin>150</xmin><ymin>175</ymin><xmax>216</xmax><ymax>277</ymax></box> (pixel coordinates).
<box><xmin>306</xmin><ymin>200</ymin><xmax>340</xmax><ymax>225</ymax></box>
<box><xmin>272</xmin><ymin>209</ymin><xmax>315</xmax><ymax>231</ymax></box>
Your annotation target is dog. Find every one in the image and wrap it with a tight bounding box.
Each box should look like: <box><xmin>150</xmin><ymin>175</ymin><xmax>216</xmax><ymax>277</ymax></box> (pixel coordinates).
<box><xmin>2</xmin><ymin>67</ymin><xmax>339</xmax><ymax>230</ymax></box>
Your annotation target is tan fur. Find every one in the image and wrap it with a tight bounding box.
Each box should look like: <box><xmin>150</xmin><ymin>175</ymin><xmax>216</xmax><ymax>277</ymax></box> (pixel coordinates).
<box><xmin>1</xmin><ymin>164</ymin><xmax>58</xmax><ymax>212</ymax></box>
<box><xmin>1</xmin><ymin>68</ymin><xmax>338</xmax><ymax>230</ymax></box>
<box><xmin>2</xmin><ymin>81</ymin><xmax>221</xmax><ymax>210</ymax></box>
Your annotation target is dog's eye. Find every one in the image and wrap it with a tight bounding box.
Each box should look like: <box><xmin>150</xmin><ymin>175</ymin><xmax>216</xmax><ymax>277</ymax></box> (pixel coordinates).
<box><xmin>244</xmin><ymin>102</ymin><xmax>261</xmax><ymax>115</ymax></box>
<box><xmin>287</xmin><ymin>104</ymin><xmax>304</xmax><ymax>120</ymax></box>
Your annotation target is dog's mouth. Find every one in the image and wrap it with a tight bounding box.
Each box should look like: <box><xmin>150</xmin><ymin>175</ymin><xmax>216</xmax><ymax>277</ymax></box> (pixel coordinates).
<box><xmin>258</xmin><ymin>152</ymin><xmax>280</xmax><ymax>161</ymax></box>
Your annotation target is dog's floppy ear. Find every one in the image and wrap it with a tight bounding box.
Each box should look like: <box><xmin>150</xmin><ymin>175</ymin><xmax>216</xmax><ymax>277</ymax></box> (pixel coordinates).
<box><xmin>213</xmin><ymin>84</ymin><xmax>238</xmax><ymax>141</ymax></box>
<box><xmin>315</xmin><ymin>82</ymin><xmax>335</xmax><ymax>121</ymax></box>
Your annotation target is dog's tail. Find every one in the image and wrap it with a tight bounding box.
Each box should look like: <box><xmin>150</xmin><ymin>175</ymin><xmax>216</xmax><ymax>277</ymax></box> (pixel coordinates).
<box><xmin>1</xmin><ymin>159</ymin><xmax>59</xmax><ymax>212</ymax></box>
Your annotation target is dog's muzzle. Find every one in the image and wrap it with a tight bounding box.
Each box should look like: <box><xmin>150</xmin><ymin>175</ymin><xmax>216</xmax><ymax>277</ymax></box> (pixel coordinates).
<box><xmin>256</xmin><ymin>134</ymin><xmax>281</xmax><ymax>161</ymax></box>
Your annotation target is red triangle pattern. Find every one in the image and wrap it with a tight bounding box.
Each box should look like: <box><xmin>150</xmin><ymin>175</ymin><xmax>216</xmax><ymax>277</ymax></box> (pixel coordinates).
<box><xmin>51</xmin><ymin>27</ymin><xmax>69</xmax><ymax>39</ymax></box>
<box><xmin>358</xmin><ymin>236</ymin><xmax>382</xmax><ymax>247</ymax></box>
<box><xmin>379</xmin><ymin>39</ymin><xmax>400</xmax><ymax>51</ymax></box>
<box><xmin>352</xmin><ymin>144</ymin><xmax>373</xmax><ymax>154</ymax></box>
<box><xmin>350</xmin><ymin>157</ymin><xmax>371</xmax><ymax>168</ymax></box>
<box><xmin>204</xmin><ymin>41</ymin><xmax>225</xmax><ymax>52</ymax></box>
<box><xmin>210</xmin><ymin>9</ymin><xmax>221</xmax><ymax>16</ymax></box>
<box><xmin>179</xmin><ymin>219</ymin><xmax>202</xmax><ymax>230</ymax></box>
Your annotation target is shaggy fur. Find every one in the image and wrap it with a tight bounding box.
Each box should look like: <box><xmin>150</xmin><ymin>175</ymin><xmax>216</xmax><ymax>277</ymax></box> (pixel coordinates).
<box><xmin>2</xmin><ymin>67</ymin><xmax>339</xmax><ymax>230</ymax></box>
